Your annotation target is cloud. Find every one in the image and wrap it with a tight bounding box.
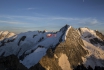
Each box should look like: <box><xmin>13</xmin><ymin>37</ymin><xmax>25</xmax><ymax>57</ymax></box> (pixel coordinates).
<box><xmin>0</xmin><ymin>15</ymin><xmax>102</xmax><ymax>27</ymax></box>
<box><xmin>27</xmin><ymin>8</ymin><xmax>36</xmax><ymax>10</ymax></box>
<box><xmin>90</xmin><ymin>19</ymin><xmax>98</xmax><ymax>24</ymax></box>
<box><xmin>0</xmin><ymin>20</ymin><xmax>28</xmax><ymax>24</ymax></box>
<box><xmin>0</xmin><ymin>15</ymin><xmax>103</xmax><ymax>34</ymax></box>
<box><xmin>77</xmin><ymin>18</ymin><xmax>100</xmax><ymax>26</ymax></box>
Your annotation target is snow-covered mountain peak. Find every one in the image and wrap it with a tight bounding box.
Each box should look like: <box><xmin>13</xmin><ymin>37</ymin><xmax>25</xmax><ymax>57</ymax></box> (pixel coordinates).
<box><xmin>59</xmin><ymin>24</ymin><xmax>70</xmax><ymax>31</ymax></box>
<box><xmin>0</xmin><ymin>25</ymin><xmax>104</xmax><ymax>70</ymax></box>
<box><xmin>0</xmin><ymin>25</ymin><xmax>71</xmax><ymax>68</ymax></box>
<box><xmin>78</xmin><ymin>27</ymin><xmax>104</xmax><ymax>47</ymax></box>
<box><xmin>0</xmin><ymin>31</ymin><xmax>16</xmax><ymax>41</ymax></box>
<box><xmin>78</xmin><ymin>27</ymin><xmax>97</xmax><ymax>38</ymax></box>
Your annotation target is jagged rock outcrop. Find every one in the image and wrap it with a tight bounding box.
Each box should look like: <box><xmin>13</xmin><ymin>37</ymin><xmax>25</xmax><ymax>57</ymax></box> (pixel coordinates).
<box><xmin>95</xmin><ymin>30</ymin><xmax>104</xmax><ymax>41</ymax></box>
<box><xmin>39</xmin><ymin>27</ymin><xmax>87</xmax><ymax>70</ymax></box>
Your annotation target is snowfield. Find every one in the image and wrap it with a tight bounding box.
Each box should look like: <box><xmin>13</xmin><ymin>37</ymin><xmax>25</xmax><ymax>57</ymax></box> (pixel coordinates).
<box><xmin>78</xmin><ymin>28</ymin><xmax>104</xmax><ymax>68</ymax></box>
<box><xmin>0</xmin><ymin>25</ymin><xmax>71</xmax><ymax>68</ymax></box>
<box><xmin>0</xmin><ymin>25</ymin><xmax>104</xmax><ymax>69</ymax></box>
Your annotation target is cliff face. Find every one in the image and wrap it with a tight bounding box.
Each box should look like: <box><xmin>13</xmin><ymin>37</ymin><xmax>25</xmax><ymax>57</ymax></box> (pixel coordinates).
<box><xmin>95</xmin><ymin>30</ymin><xmax>104</xmax><ymax>41</ymax></box>
<box><xmin>39</xmin><ymin>27</ymin><xmax>87</xmax><ymax>70</ymax></box>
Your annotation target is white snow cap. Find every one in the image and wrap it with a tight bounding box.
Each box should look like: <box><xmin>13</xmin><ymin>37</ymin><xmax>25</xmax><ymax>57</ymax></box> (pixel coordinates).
<box><xmin>0</xmin><ymin>25</ymin><xmax>71</xmax><ymax>68</ymax></box>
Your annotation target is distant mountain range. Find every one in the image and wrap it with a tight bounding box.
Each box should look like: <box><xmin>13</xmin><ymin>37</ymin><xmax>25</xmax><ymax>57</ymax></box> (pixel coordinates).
<box><xmin>0</xmin><ymin>25</ymin><xmax>104</xmax><ymax>70</ymax></box>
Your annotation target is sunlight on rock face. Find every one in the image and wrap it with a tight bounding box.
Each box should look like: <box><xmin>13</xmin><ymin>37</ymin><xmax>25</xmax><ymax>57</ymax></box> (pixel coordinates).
<box><xmin>59</xmin><ymin>53</ymin><xmax>72</xmax><ymax>70</ymax></box>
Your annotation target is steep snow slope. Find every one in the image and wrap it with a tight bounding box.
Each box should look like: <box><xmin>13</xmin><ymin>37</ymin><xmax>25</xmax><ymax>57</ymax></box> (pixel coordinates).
<box><xmin>78</xmin><ymin>27</ymin><xmax>104</xmax><ymax>49</ymax></box>
<box><xmin>78</xmin><ymin>27</ymin><xmax>104</xmax><ymax>68</ymax></box>
<box><xmin>0</xmin><ymin>25</ymin><xmax>71</xmax><ymax>68</ymax></box>
<box><xmin>82</xmin><ymin>39</ymin><xmax>104</xmax><ymax>68</ymax></box>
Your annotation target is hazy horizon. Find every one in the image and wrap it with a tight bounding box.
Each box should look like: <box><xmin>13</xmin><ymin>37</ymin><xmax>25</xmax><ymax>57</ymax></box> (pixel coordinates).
<box><xmin>0</xmin><ymin>0</ymin><xmax>104</xmax><ymax>34</ymax></box>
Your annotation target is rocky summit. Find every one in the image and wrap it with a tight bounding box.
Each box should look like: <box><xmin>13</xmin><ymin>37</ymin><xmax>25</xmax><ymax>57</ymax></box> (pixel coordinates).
<box><xmin>0</xmin><ymin>25</ymin><xmax>104</xmax><ymax>70</ymax></box>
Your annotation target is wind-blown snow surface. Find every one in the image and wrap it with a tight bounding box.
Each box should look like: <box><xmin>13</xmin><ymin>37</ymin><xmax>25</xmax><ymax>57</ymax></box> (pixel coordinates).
<box><xmin>78</xmin><ymin>27</ymin><xmax>104</xmax><ymax>68</ymax></box>
<box><xmin>0</xmin><ymin>25</ymin><xmax>70</xmax><ymax>68</ymax></box>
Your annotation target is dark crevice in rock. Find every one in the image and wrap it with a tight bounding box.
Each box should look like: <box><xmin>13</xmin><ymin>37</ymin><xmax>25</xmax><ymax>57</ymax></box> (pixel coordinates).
<box><xmin>16</xmin><ymin>48</ymin><xmax>21</xmax><ymax>56</ymax></box>
<box><xmin>18</xmin><ymin>36</ymin><xmax>26</xmax><ymax>46</ymax></box>
<box><xmin>0</xmin><ymin>41</ymin><xmax>5</xmax><ymax>47</ymax></box>
<box><xmin>46</xmin><ymin>48</ymin><xmax>54</xmax><ymax>58</ymax></box>
<box><xmin>95</xmin><ymin>30</ymin><xmax>104</xmax><ymax>41</ymax></box>
<box><xmin>90</xmin><ymin>38</ymin><xmax>104</xmax><ymax>46</ymax></box>
<box><xmin>38</xmin><ymin>37</ymin><xmax>44</xmax><ymax>42</ymax></box>
<box><xmin>19</xmin><ymin>51</ymin><xmax>27</xmax><ymax>61</ymax></box>
<box><xmin>1</xmin><ymin>52</ymin><xmax>5</xmax><ymax>57</ymax></box>
<box><xmin>33</xmin><ymin>34</ymin><xmax>37</xmax><ymax>38</ymax></box>
<box><xmin>19</xmin><ymin>45</ymin><xmax>45</xmax><ymax>61</ymax></box>
<box><xmin>73</xmin><ymin>64</ymin><xmax>104</xmax><ymax>70</ymax></box>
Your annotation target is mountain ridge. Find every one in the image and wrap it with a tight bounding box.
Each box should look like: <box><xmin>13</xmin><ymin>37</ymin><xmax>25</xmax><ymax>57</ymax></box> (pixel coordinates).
<box><xmin>0</xmin><ymin>25</ymin><xmax>104</xmax><ymax>70</ymax></box>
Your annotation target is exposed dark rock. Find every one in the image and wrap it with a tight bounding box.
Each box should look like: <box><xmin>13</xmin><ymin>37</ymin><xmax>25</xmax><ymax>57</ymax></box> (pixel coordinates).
<box><xmin>1</xmin><ymin>52</ymin><xmax>5</xmax><ymax>57</ymax></box>
<box><xmin>29</xmin><ymin>63</ymin><xmax>46</xmax><ymax>70</ymax></box>
<box><xmin>0</xmin><ymin>41</ymin><xmax>5</xmax><ymax>47</ymax></box>
<box><xmin>42</xmin><ymin>30</ymin><xmax>46</xmax><ymax>33</ymax></box>
<box><xmin>94</xmin><ymin>66</ymin><xmax>104</xmax><ymax>70</ymax></box>
<box><xmin>19</xmin><ymin>51</ymin><xmax>27</xmax><ymax>61</ymax></box>
<box><xmin>0</xmin><ymin>55</ymin><xmax>46</xmax><ymax>70</ymax></box>
<box><xmin>46</xmin><ymin>48</ymin><xmax>54</xmax><ymax>58</ymax></box>
<box><xmin>0</xmin><ymin>55</ymin><xmax>28</xmax><ymax>70</ymax></box>
<box><xmin>19</xmin><ymin>45</ymin><xmax>44</xmax><ymax>61</ymax></box>
<box><xmin>0</xmin><ymin>38</ymin><xmax>15</xmax><ymax>47</ymax></box>
<box><xmin>90</xmin><ymin>38</ymin><xmax>104</xmax><ymax>46</ymax></box>
<box><xmin>10</xmin><ymin>39</ymin><xmax>15</xmax><ymax>42</ymax></box>
<box><xmin>38</xmin><ymin>31</ymin><xmax>42</xmax><ymax>33</ymax></box>
<box><xmin>33</xmin><ymin>34</ymin><xmax>37</xmax><ymax>38</ymax></box>
<box><xmin>38</xmin><ymin>45</ymin><xmax>44</xmax><ymax>48</ymax></box>
<box><xmin>87</xmin><ymin>65</ymin><xmax>93</xmax><ymax>70</ymax></box>
<box><xmin>38</xmin><ymin>37</ymin><xmax>44</xmax><ymax>42</ymax></box>
<box><xmin>73</xmin><ymin>65</ymin><xmax>104</xmax><ymax>70</ymax></box>
<box><xmin>73</xmin><ymin>64</ymin><xmax>87</xmax><ymax>70</ymax></box>
<box><xmin>95</xmin><ymin>30</ymin><xmax>104</xmax><ymax>41</ymax></box>
<box><xmin>18</xmin><ymin>36</ymin><xmax>26</xmax><ymax>46</ymax></box>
